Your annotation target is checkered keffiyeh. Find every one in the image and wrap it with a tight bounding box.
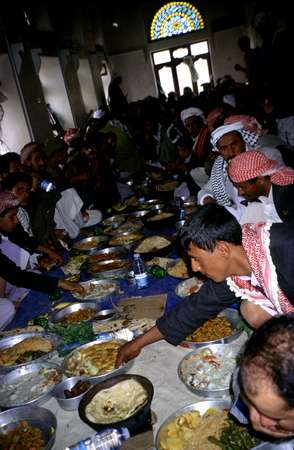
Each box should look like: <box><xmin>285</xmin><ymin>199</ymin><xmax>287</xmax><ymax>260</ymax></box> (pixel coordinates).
<box><xmin>229</xmin><ymin>150</ymin><xmax>294</xmax><ymax>186</ymax></box>
<box><xmin>227</xmin><ymin>222</ymin><xmax>294</xmax><ymax>316</ymax></box>
<box><xmin>0</xmin><ymin>192</ymin><xmax>19</xmax><ymax>215</ymax></box>
<box><xmin>211</xmin><ymin>115</ymin><xmax>262</xmax><ymax>151</ymax></box>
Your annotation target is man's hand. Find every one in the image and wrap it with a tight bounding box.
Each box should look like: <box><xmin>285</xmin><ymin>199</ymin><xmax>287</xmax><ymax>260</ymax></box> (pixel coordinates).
<box><xmin>58</xmin><ymin>279</ymin><xmax>85</xmax><ymax>295</ymax></box>
<box><xmin>38</xmin><ymin>244</ymin><xmax>63</xmax><ymax>265</ymax></box>
<box><xmin>116</xmin><ymin>340</ymin><xmax>142</xmax><ymax>367</ymax></box>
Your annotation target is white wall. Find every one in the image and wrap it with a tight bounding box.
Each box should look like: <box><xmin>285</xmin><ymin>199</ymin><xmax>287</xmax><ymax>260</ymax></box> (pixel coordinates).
<box><xmin>77</xmin><ymin>58</ymin><xmax>98</xmax><ymax>114</ymax></box>
<box><xmin>210</xmin><ymin>26</ymin><xmax>247</xmax><ymax>83</ymax></box>
<box><xmin>109</xmin><ymin>49</ymin><xmax>157</xmax><ymax>102</ymax></box>
<box><xmin>39</xmin><ymin>56</ymin><xmax>75</xmax><ymax>129</ymax></box>
<box><xmin>0</xmin><ymin>54</ymin><xmax>30</xmax><ymax>153</ymax></box>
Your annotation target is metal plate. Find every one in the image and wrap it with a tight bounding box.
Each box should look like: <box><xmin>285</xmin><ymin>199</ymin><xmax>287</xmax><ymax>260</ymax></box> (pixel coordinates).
<box><xmin>101</xmin><ymin>215</ymin><xmax>126</xmax><ymax>227</ymax></box>
<box><xmin>155</xmin><ymin>399</ymin><xmax>231</xmax><ymax>450</ymax></box>
<box><xmin>61</xmin><ymin>339</ymin><xmax>132</xmax><ymax>382</ymax></box>
<box><xmin>88</xmin><ymin>258</ymin><xmax>132</xmax><ymax>279</ymax></box>
<box><xmin>90</xmin><ymin>246</ymin><xmax>128</xmax><ymax>261</ymax></box>
<box><xmin>109</xmin><ymin>231</ymin><xmax>144</xmax><ymax>247</ymax></box>
<box><xmin>178</xmin><ymin>343</ymin><xmax>240</xmax><ymax>398</ymax></box>
<box><xmin>143</xmin><ymin>208</ymin><xmax>178</xmax><ymax>229</ymax></box>
<box><xmin>0</xmin><ymin>362</ymin><xmax>62</xmax><ymax>409</ymax></box>
<box><xmin>0</xmin><ymin>405</ymin><xmax>57</xmax><ymax>450</ymax></box>
<box><xmin>175</xmin><ymin>277</ymin><xmax>204</xmax><ymax>298</ymax></box>
<box><xmin>72</xmin><ymin>279</ymin><xmax>120</xmax><ymax>301</ymax></box>
<box><xmin>182</xmin><ymin>308</ymin><xmax>243</xmax><ymax>348</ymax></box>
<box><xmin>72</xmin><ymin>236</ymin><xmax>109</xmax><ymax>254</ymax></box>
<box><xmin>48</xmin><ymin>302</ymin><xmax>100</xmax><ymax>325</ymax></box>
<box><xmin>126</xmin><ymin>210</ymin><xmax>150</xmax><ymax>219</ymax></box>
<box><xmin>133</xmin><ymin>236</ymin><xmax>173</xmax><ymax>261</ymax></box>
<box><xmin>105</xmin><ymin>221</ymin><xmax>143</xmax><ymax>236</ymax></box>
<box><xmin>0</xmin><ymin>332</ymin><xmax>60</xmax><ymax>374</ymax></box>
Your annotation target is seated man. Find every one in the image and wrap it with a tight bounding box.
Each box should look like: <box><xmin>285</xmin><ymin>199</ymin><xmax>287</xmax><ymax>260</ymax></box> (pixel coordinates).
<box><xmin>232</xmin><ymin>314</ymin><xmax>294</xmax><ymax>447</ymax></box>
<box><xmin>116</xmin><ymin>204</ymin><xmax>294</xmax><ymax>366</ymax></box>
<box><xmin>198</xmin><ymin>116</ymin><xmax>284</xmax><ymax>220</ymax></box>
<box><xmin>0</xmin><ymin>192</ymin><xmax>84</xmax><ymax>329</ymax></box>
<box><xmin>228</xmin><ymin>150</ymin><xmax>294</xmax><ymax>223</ymax></box>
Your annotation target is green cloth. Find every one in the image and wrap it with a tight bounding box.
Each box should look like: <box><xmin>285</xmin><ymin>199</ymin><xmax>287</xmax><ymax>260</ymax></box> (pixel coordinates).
<box><xmin>101</xmin><ymin>124</ymin><xmax>144</xmax><ymax>173</ymax></box>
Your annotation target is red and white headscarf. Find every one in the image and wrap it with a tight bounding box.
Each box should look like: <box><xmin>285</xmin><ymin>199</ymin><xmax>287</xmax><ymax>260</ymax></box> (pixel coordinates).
<box><xmin>227</xmin><ymin>222</ymin><xmax>294</xmax><ymax>316</ymax></box>
<box><xmin>211</xmin><ymin>115</ymin><xmax>263</xmax><ymax>151</ymax></box>
<box><xmin>228</xmin><ymin>150</ymin><xmax>294</xmax><ymax>186</ymax></box>
<box><xmin>0</xmin><ymin>192</ymin><xmax>19</xmax><ymax>215</ymax></box>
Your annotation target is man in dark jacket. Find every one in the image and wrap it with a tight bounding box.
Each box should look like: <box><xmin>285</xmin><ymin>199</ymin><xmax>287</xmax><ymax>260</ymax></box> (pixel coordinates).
<box><xmin>228</xmin><ymin>150</ymin><xmax>294</xmax><ymax>223</ymax></box>
<box><xmin>116</xmin><ymin>204</ymin><xmax>294</xmax><ymax>366</ymax></box>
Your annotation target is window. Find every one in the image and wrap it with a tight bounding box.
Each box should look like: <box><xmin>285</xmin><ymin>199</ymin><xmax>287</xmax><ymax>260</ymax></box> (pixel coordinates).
<box><xmin>152</xmin><ymin>40</ymin><xmax>212</xmax><ymax>96</ymax></box>
<box><xmin>150</xmin><ymin>2</ymin><xmax>205</xmax><ymax>41</ymax></box>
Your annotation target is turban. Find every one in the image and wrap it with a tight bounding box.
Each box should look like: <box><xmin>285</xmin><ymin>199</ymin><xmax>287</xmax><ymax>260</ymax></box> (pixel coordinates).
<box><xmin>228</xmin><ymin>150</ymin><xmax>294</xmax><ymax>186</ymax></box>
<box><xmin>0</xmin><ymin>192</ymin><xmax>19</xmax><ymax>215</ymax></box>
<box><xmin>20</xmin><ymin>143</ymin><xmax>43</xmax><ymax>164</ymax></box>
<box><xmin>92</xmin><ymin>108</ymin><xmax>107</xmax><ymax>120</ymax></box>
<box><xmin>211</xmin><ymin>115</ymin><xmax>262</xmax><ymax>151</ymax></box>
<box><xmin>181</xmin><ymin>107</ymin><xmax>205</xmax><ymax>123</ymax></box>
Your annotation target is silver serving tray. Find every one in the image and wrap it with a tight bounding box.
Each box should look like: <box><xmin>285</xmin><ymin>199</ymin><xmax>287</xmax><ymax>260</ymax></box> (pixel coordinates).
<box><xmin>155</xmin><ymin>399</ymin><xmax>231</xmax><ymax>450</ymax></box>
<box><xmin>61</xmin><ymin>339</ymin><xmax>132</xmax><ymax>382</ymax></box>
<box><xmin>109</xmin><ymin>230</ymin><xmax>144</xmax><ymax>247</ymax></box>
<box><xmin>182</xmin><ymin>308</ymin><xmax>243</xmax><ymax>348</ymax></box>
<box><xmin>0</xmin><ymin>332</ymin><xmax>60</xmax><ymax>374</ymax></box>
<box><xmin>91</xmin><ymin>246</ymin><xmax>128</xmax><ymax>260</ymax></box>
<box><xmin>178</xmin><ymin>343</ymin><xmax>240</xmax><ymax>398</ymax></box>
<box><xmin>89</xmin><ymin>258</ymin><xmax>132</xmax><ymax>279</ymax></box>
<box><xmin>105</xmin><ymin>221</ymin><xmax>143</xmax><ymax>236</ymax></box>
<box><xmin>0</xmin><ymin>362</ymin><xmax>62</xmax><ymax>409</ymax></box>
<box><xmin>126</xmin><ymin>210</ymin><xmax>150</xmax><ymax>219</ymax></box>
<box><xmin>72</xmin><ymin>236</ymin><xmax>109</xmax><ymax>254</ymax></box>
<box><xmin>72</xmin><ymin>279</ymin><xmax>120</xmax><ymax>301</ymax></box>
<box><xmin>48</xmin><ymin>302</ymin><xmax>100</xmax><ymax>325</ymax></box>
<box><xmin>0</xmin><ymin>405</ymin><xmax>57</xmax><ymax>450</ymax></box>
<box><xmin>102</xmin><ymin>215</ymin><xmax>126</xmax><ymax>227</ymax></box>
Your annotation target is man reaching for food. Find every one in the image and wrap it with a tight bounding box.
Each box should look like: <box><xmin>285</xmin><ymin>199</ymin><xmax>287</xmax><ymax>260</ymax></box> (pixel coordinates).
<box><xmin>116</xmin><ymin>204</ymin><xmax>294</xmax><ymax>366</ymax></box>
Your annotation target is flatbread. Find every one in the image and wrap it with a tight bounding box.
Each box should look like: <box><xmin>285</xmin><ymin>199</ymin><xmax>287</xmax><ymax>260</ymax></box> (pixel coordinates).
<box><xmin>93</xmin><ymin>317</ymin><xmax>155</xmax><ymax>335</ymax></box>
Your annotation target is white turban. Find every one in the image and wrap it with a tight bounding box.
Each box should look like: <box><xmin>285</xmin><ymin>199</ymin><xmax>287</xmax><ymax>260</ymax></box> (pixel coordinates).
<box><xmin>181</xmin><ymin>107</ymin><xmax>205</xmax><ymax>123</ymax></box>
<box><xmin>210</xmin><ymin>122</ymin><xmax>244</xmax><ymax>151</ymax></box>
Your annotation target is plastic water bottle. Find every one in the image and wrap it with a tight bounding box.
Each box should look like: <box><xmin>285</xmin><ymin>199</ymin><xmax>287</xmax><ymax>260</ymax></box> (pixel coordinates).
<box><xmin>65</xmin><ymin>427</ymin><xmax>130</xmax><ymax>450</ymax></box>
<box><xmin>133</xmin><ymin>253</ymin><xmax>149</xmax><ymax>289</ymax></box>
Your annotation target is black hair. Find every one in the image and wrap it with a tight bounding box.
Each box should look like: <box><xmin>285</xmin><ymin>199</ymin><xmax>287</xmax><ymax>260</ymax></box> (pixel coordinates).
<box><xmin>2</xmin><ymin>172</ymin><xmax>32</xmax><ymax>191</ymax></box>
<box><xmin>0</xmin><ymin>152</ymin><xmax>20</xmax><ymax>174</ymax></box>
<box><xmin>180</xmin><ymin>204</ymin><xmax>242</xmax><ymax>252</ymax></box>
<box><xmin>240</xmin><ymin>314</ymin><xmax>294</xmax><ymax>408</ymax></box>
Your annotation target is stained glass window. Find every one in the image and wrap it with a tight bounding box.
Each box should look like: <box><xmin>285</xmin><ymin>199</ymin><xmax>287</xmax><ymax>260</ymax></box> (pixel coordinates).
<box><xmin>150</xmin><ymin>2</ymin><xmax>205</xmax><ymax>41</ymax></box>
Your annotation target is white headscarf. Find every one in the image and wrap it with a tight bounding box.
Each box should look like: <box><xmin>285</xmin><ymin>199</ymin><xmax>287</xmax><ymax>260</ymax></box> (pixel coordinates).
<box><xmin>181</xmin><ymin>107</ymin><xmax>205</xmax><ymax>123</ymax></box>
<box><xmin>210</xmin><ymin>121</ymin><xmax>244</xmax><ymax>151</ymax></box>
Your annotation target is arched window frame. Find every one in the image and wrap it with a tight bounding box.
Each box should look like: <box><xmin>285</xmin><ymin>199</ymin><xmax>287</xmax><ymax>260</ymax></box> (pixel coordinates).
<box><xmin>150</xmin><ymin>2</ymin><xmax>205</xmax><ymax>41</ymax></box>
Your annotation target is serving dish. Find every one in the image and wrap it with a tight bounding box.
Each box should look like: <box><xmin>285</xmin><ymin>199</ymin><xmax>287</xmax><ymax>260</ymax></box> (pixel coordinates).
<box><xmin>167</xmin><ymin>258</ymin><xmax>190</xmax><ymax>278</ymax></box>
<box><xmin>90</xmin><ymin>246</ymin><xmax>128</xmax><ymax>262</ymax></box>
<box><xmin>105</xmin><ymin>220</ymin><xmax>143</xmax><ymax>236</ymax></box>
<box><xmin>0</xmin><ymin>405</ymin><xmax>57</xmax><ymax>450</ymax></box>
<box><xmin>109</xmin><ymin>231</ymin><xmax>144</xmax><ymax>247</ymax></box>
<box><xmin>94</xmin><ymin>308</ymin><xmax>118</xmax><ymax>322</ymax></box>
<box><xmin>143</xmin><ymin>208</ymin><xmax>179</xmax><ymax>230</ymax></box>
<box><xmin>79</xmin><ymin>374</ymin><xmax>153</xmax><ymax>435</ymax></box>
<box><xmin>178</xmin><ymin>343</ymin><xmax>240</xmax><ymax>398</ymax></box>
<box><xmin>101</xmin><ymin>215</ymin><xmax>126</xmax><ymax>227</ymax></box>
<box><xmin>0</xmin><ymin>332</ymin><xmax>60</xmax><ymax>374</ymax></box>
<box><xmin>133</xmin><ymin>236</ymin><xmax>173</xmax><ymax>261</ymax></box>
<box><xmin>62</xmin><ymin>339</ymin><xmax>131</xmax><ymax>382</ymax></box>
<box><xmin>48</xmin><ymin>302</ymin><xmax>100</xmax><ymax>325</ymax></box>
<box><xmin>88</xmin><ymin>258</ymin><xmax>132</xmax><ymax>279</ymax></box>
<box><xmin>0</xmin><ymin>362</ymin><xmax>62</xmax><ymax>409</ymax></box>
<box><xmin>53</xmin><ymin>376</ymin><xmax>91</xmax><ymax>411</ymax></box>
<box><xmin>175</xmin><ymin>277</ymin><xmax>204</xmax><ymax>298</ymax></box>
<box><xmin>155</xmin><ymin>399</ymin><xmax>231</xmax><ymax>450</ymax></box>
<box><xmin>72</xmin><ymin>279</ymin><xmax>120</xmax><ymax>301</ymax></box>
<box><xmin>182</xmin><ymin>308</ymin><xmax>243</xmax><ymax>348</ymax></box>
<box><xmin>72</xmin><ymin>236</ymin><xmax>109</xmax><ymax>254</ymax></box>
<box><xmin>126</xmin><ymin>210</ymin><xmax>150</xmax><ymax>220</ymax></box>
